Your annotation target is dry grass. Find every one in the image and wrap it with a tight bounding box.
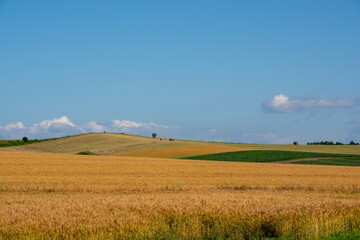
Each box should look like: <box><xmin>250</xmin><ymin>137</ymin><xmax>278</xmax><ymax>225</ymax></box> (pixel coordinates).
<box><xmin>119</xmin><ymin>144</ymin><xmax>250</xmax><ymax>158</ymax></box>
<box><xmin>1</xmin><ymin>151</ymin><xmax>360</xmax><ymax>239</ymax></box>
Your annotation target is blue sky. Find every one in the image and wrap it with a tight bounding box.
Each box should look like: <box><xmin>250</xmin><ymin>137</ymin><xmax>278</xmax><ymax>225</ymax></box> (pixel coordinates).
<box><xmin>1</xmin><ymin>0</ymin><xmax>360</xmax><ymax>144</ymax></box>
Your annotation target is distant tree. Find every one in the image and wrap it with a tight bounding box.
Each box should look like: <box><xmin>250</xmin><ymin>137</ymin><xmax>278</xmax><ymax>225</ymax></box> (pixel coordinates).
<box><xmin>22</xmin><ymin>137</ymin><xmax>29</xmax><ymax>143</ymax></box>
<box><xmin>349</xmin><ymin>141</ymin><xmax>359</xmax><ymax>145</ymax></box>
<box><xmin>307</xmin><ymin>141</ymin><xmax>343</xmax><ymax>145</ymax></box>
<box><xmin>152</xmin><ymin>133</ymin><xmax>157</xmax><ymax>138</ymax></box>
<box><xmin>293</xmin><ymin>142</ymin><xmax>298</xmax><ymax>145</ymax></box>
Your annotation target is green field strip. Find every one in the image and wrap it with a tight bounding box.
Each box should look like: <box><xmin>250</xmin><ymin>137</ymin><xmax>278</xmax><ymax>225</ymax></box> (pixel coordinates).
<box><xmin>183</xmin><ymin>150</ymin><xmax>360</xmax><ymax>165</ymax></box>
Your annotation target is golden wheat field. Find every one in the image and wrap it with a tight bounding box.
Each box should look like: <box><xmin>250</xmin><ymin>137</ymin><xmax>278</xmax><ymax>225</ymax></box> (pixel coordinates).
<box><xmin>1</xmin><ymin>151</ymin><xmax>360</xmax><ymax>239</ymax></box>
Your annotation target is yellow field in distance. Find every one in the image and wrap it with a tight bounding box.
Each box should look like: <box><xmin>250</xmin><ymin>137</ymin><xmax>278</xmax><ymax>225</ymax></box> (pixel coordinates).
<box><xmin>119</xmin><ymin>144</ymin><xmax>250</xmax><ymax>158</ymax></box>
<box><xmin>222</xmin><ymin>142</ymin><xmax>360</xmax><ymax>154</ymax></box>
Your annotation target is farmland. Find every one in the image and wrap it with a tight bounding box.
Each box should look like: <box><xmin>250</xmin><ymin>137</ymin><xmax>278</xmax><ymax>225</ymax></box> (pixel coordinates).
<box><xmin>1</xmin><ymin>151</ymin><xmax>360</xmax><ymax>239</ymax></box>
<box><xmin>3</xmin><ymin>133</ymin><xmax>360</xmax><ymax>157</ymax></box>
<box><xmin>0</xmin><ymin>133</ymin><xmax>196</xmax><ymax>155</ymax></box>
<box><xmin>183</xmin><ymin>150</ymin><xmax>360</xmax><ymax>166</ymax></box>
<box><xmin>224</xmin><ymin>142</ymin><xmax>360</xmax><ymax>155</ymax></box>
<box><xmin>119</xmin><ymin>144</ymin><xmax>250</xmax><ymax>158</ymax></box>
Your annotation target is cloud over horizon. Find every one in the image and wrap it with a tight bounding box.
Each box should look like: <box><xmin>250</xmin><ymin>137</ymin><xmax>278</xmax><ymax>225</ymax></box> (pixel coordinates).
<box><xmin>1</xmin><ymin>115</ymin><xmax>358</xmax><ymax>144</ymax></box>
<box><xmin>0</xmin><ymin>116</ymin><xmax>224</xmax><ymax>142</ymax></box>
<box><xmin>0</xmin><ymin>116</ymin><xmax>80</xmax><ymax>139</ymax></box>
<box><xmin>0</xmin><ymin>116</ymin><xmax>179</xmax><ymax>140</ymax></box>
<box><xmin>262</xmin><ymin>94</ymin><xmax>357</xmax><ymax>113</ymax></box>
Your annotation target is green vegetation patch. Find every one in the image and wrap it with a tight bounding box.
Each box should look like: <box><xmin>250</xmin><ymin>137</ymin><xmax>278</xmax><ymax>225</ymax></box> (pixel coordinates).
<box><xmin>0</xmin><ymin>138</ymin><xmax>53</xmax><ymax>147</ymax></box>
<box><xmin>183</xmin><ymin>150</ymin><xmax>360</xmax><ymax>164</ymax></box>
<box><xmin>323</xmin><ymin>230</ymin><xmax>360</xmax><ymax>240</ymax></box>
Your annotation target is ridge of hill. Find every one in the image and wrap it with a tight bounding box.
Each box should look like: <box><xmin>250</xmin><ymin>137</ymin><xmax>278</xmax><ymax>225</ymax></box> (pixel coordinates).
<box><xmin>0</xmin><ymin>133</ymin><xmax>196</xmax><ymax>155</ymax></box>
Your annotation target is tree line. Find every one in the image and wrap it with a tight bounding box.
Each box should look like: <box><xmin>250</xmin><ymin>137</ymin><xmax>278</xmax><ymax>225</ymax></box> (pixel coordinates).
<box><xmin>307</xmin><ymin>141</ymin><xmax>359</xmax><ymax>145</ymax></box>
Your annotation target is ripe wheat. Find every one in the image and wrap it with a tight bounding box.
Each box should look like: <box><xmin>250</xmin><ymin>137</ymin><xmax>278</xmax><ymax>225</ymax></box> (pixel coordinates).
<box><xmin>0</xmin><ymin>151</ymin><xmax>359</xmax><ymax>239</ymax></box>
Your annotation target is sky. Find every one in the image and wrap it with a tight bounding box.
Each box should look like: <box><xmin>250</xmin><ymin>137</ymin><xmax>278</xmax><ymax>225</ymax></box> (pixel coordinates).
<box><xmin>1</xmin><ymin>0</ymin><xmax>360</xmax><ymax>144</ymax></box>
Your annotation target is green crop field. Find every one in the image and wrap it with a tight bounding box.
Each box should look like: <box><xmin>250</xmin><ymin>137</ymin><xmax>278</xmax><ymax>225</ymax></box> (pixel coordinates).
<box><xmin>184</xmin><ymin>150</ymin><xmax>360</xmax><ymax>166</ymax></box>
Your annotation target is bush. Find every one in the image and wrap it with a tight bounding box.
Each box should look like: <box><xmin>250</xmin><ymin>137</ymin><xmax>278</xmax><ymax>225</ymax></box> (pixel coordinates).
<box><xmin>77</xmin><ymin>151</ymin><xmax>97</xmax><ymax>155</ymax></box>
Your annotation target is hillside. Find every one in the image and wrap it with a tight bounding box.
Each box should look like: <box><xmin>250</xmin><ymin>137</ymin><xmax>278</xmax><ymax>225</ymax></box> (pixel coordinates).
<box><xmin>1</xmin><ymin>133</ymin><xmax>360</xmax><ymax>156</ymax></box>
<box><xmin>0</xmin><ymin>133</ymin><xmax>196</xmax><ymax>155</ymax></box>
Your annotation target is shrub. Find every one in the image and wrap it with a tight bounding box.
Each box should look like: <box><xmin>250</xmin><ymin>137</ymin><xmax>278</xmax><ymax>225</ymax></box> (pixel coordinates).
<box><xmin>77</xmin><ymin>151</ymin><xmax>97</xmax><ymax>155</ymax></box>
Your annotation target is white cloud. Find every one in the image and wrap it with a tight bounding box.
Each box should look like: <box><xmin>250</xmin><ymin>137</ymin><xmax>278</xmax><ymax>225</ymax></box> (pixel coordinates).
<box><xmin>262</xmin><ymin>94</ymin><xmax>356</xmax><ymax>113</ymax></box>
<box><xmin>2</xmin><ymin>122</ymin><xmax>25</xmax><ymax>131</ymax></box>
<box><xmin>82</xmin><ymin>121</ymin><xmax>107</xmax><ymax>132</ymax></box>
<box><xmin>111</xmin><ymin>120</ymin><xmax>144</xmax><ymax>129</ymax></box>
<box><xmin>29</xmin><ymin>116</ymin><xmax>82</xmax><ymax>138</ymax></box>
<box><xmin>0</xmin><ymin>116</ymin><xmax>82</xmax><ymax>139</ymax></box>
<box><xmin>29</xmin><ymin>116</ymin><xmax>78</xmax><ymax>134</ymax></box>
<box><xmin>81</xmin><ymin>120</ymin><xmax>173</xmax><ymax>134</ymax></box>
<box><xmin>0</xmin><ymin>117</ymin><xmax>180</xmax><ymax>140</ymax></box>
<box><xmin>0</xmin><ymin>122</ymin><xmax>27</xmax><ymax>139</ymax></box>
<box><xmin>36</xmin><ymin>116</ymin><xmax>75</xmax><ymax>128</ymax></box>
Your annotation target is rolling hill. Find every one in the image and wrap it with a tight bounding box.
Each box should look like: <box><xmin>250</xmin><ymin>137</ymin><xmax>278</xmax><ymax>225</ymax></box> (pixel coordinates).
<box><xmin>0</xmin><ymin>133</ymin><xmax>197</xmax><ymax>155</ymax></box>
<box><xmin>1</xmin><ymin>133</ymin><xmax>360</xmax><ymax>156</ymax></box>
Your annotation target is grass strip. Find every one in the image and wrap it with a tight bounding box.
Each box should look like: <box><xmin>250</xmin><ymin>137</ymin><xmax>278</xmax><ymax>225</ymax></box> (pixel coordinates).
<box><xmin>322</xmin><ymin>229</ymin><xmax>360</xmax><ymax>239</ymax></box>
<box><xmin>0</xmin><ymin>137</ymin><xmax>66</xmax><ymax>147</ymax></box>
